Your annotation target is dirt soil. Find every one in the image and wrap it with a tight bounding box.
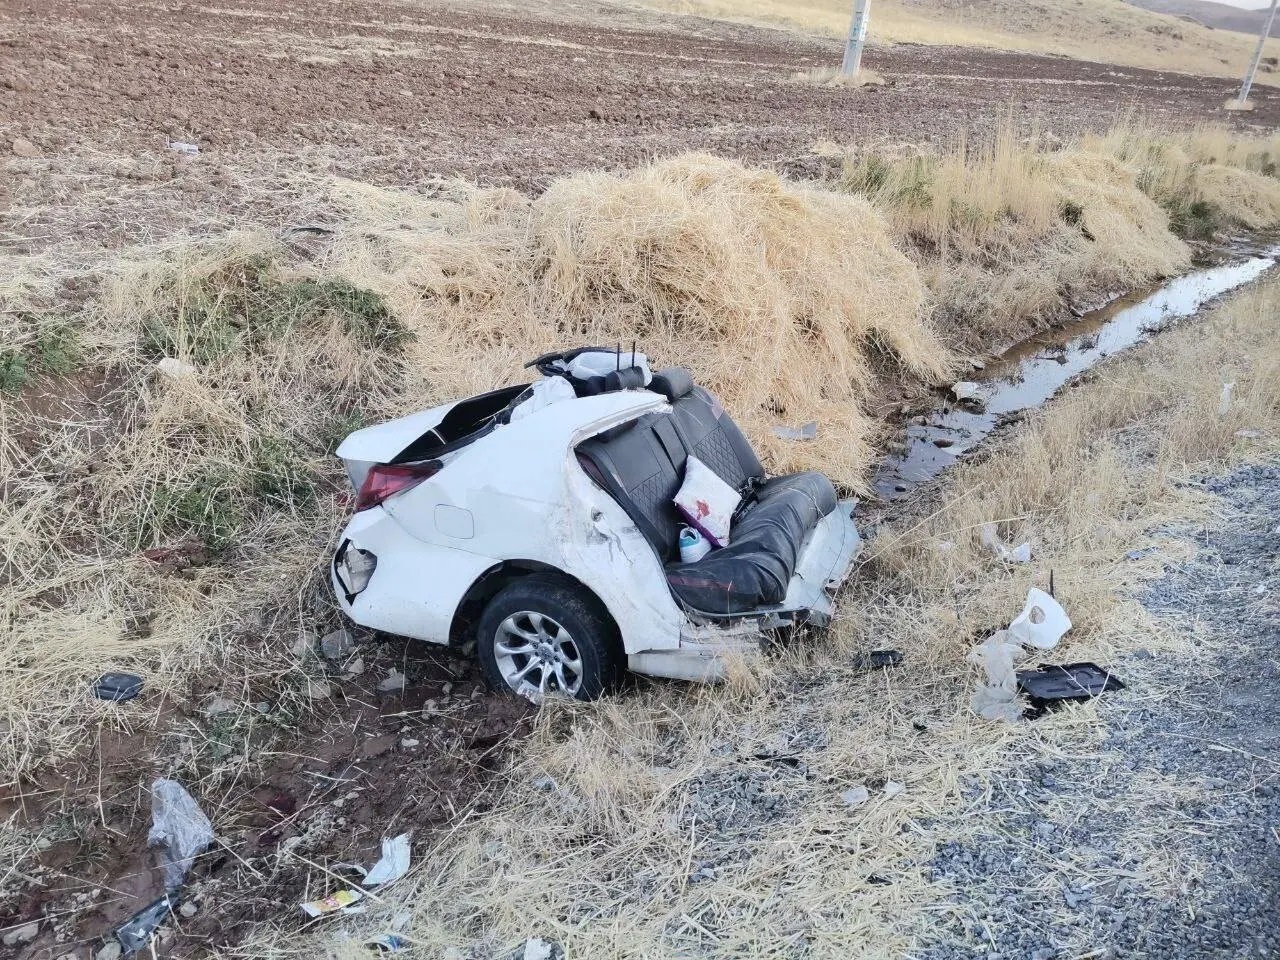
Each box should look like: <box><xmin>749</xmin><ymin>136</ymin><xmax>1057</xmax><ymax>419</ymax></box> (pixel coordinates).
<box><xmin>4</xmin><ymin>0</ymin><xmax>1280</xmax><ymax>258</ymax></box>
<box><xmin>1</xmin><ymin>632</ymin><xmax>532</xmax><ymax>958</ymax></box>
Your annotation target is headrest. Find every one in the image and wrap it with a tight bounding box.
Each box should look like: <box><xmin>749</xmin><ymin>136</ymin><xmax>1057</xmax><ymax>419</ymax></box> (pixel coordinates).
<box><xmin>650</xmin><ymin>367</ymin><xmax>694</xmax><ymax>401</ymax></box>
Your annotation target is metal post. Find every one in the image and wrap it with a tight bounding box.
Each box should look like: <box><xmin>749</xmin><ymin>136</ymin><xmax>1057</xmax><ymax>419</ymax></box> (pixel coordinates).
<box><xmin>841</xmin><ymin>0</ymin><xmax>871</xmax><ymax>77</ymax></box>
<box><xmin>1235</xmin><ymin>0</ymin><xmax>1280</xmax><ymax>107</ymax></box>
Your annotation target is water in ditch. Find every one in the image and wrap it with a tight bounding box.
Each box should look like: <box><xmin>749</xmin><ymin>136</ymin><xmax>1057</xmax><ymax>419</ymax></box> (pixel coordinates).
<box><xmin>872</xmin><ymin>244</ymin><xmax>1279</xmax><ymax>500</ymax></box>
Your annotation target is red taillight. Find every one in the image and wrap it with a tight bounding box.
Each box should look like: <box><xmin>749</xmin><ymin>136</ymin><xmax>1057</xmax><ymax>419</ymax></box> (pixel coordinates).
<box><xmin>355</xmin><ymin>461</ymin><xmax>441</xmax><ymax>512</ymax></box>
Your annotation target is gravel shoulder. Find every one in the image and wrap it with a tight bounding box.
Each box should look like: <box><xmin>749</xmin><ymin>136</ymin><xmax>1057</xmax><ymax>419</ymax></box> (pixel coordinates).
<box><xmin>922</xmin><ymin>460</ymin><xmax>1280</xmax><ymax>960</ymax></box>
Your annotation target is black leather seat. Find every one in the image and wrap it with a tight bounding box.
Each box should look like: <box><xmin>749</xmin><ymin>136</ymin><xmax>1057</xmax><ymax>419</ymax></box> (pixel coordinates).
<box><xmin>576</xmin><ymin>368</ymin><xmax>837</xmax><ymax>614</ymax></box>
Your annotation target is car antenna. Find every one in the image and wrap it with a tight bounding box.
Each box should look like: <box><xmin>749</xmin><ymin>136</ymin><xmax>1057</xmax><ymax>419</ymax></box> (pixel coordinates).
<box><xmin>631</xmin><ymin>339</ymin><xmax>636</xmax><ymax>368</ymax></box>
<box><xmin>1048</xmin><ymin>569</ymin><xmax>1055</xmax><ymax>599</ymax></box>
<box><xmin>616</xmin><ymin>342</ymin><xmax>621</xmax><ymax>372</ymax></box>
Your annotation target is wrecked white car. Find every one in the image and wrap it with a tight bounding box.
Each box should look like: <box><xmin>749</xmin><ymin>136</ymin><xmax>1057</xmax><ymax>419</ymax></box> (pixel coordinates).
<box><xmin>331</xmin><ymin>348</ymin><xmax>862</xmax><ymax>700</ymax></box>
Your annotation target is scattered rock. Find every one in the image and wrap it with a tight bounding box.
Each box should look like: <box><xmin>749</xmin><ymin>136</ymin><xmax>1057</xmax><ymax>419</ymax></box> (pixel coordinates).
<box><xmin>588</xmin><ymin>107</ymin><xmax>603</xmax><ymax>120</ymax></box>
<box><xmin>303</xmin><ymin>678</ymin><xmax>332</xmax><ymax>699</ymax></box>
<box><xmin>202</xmin><ymin>696</ymin><xmax>236</xmax><ymax>717</ymax></box>
<box><xmin>401</xmin><ymin>738</ymin><xmax>420</xmax><ymax>748</ymax></box>
<box><xmin>178</xmin><ymin>901</ymin><xmax>198</xmax><ymax>918</ymax></box>
<box><xmin>932</xmin><ymin>437</ymin><xmax>955</xmax><ymax>448</ymax></box>
<box><xmin>319</xmin><ymin>627</ymin><xmax>354</xmax><ymax>660</ymax></box>
<box><xmin>345</xmin><ymin>656</ymin><xmax>365</xmax><ymax>676</ymax></box>
<box><xmin>377</xmin><ymin>669</ymin><xmax>406</xmax><ymax>693</ymax></box>
<box><xmin>95</xmin><ymin>943</ymin><xmax>123</xmax><ymax>960</ymax></box>
<box><xmin>2</xmin><ymin>921</ymin><xmax>39</xmax><ymax>947</ymax></box>
<box><xmin>11</xmin><ymin>136</ymin><xmax>40</xmax><ymax>158</ymax></box>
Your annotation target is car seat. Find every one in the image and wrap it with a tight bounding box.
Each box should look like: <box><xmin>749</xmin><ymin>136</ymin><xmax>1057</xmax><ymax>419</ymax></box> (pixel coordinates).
<box><xmin>576</xmin><ymin>367</ymin><xmax>838</xmax><ymax>615</ymax></box>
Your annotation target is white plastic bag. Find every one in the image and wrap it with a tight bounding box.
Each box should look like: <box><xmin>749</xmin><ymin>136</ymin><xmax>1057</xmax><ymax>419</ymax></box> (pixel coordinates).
<box><xmin>967</xmin><ymin>629</ymin><xmax>1027</xmax><ymax>723</ymax></box>
<box><xmin>148</xmin><ymin>779</ymin><xmax>215</xmax><ymax>891</ymax></box>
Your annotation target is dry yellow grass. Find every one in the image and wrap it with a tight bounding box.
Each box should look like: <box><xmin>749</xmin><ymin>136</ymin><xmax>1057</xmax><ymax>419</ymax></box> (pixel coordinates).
<box><xmin>835</xmin><ymin>123</ymin><xmax>1280</xmax><ymax>346</ymax></box>
<box><xmin>647</xmin><ymin>0</ymin><xmax>1280</xmax><ymax>83</ymax></box>
<box><xmin>319</xmin><ymin>154</ymin><xmax>953</xmax><ymax>486</ymax></box>
<box><xmin>227</xmin><ymin>259</ymin><xmax>1280</xmax><ymax>960</ymax></box>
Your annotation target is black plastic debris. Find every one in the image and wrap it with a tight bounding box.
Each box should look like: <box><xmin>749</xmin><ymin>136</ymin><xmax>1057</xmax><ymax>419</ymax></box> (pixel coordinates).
<box><xmin>853</xmin><ymin>649</ymin><xmax>904</xmax><ymax>672</ymax></box>
<box><xmin>116</xmin><ymin>893</ymin><xmax>178</xmax><ymax>954</ymax></box>
<box><xmin>1016</xmin><ymin>662</ymin><xmax>1124</xmax><ymax>713</ymax></box>
<box><xmin>92</xmin><ymin>672</ymin><xmax>144</xmax><ymax>703</ymax></box>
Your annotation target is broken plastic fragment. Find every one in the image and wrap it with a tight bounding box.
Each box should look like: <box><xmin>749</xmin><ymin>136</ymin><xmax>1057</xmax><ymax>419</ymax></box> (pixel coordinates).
<box><xmin>147</xmin><ymin>779</ymin><xmax>215</xmax><ymax>892</ymax></box>
<box><xmin>116</xmin><ymin>894</ymin><xmax>178</xmax><ymax>955</ymax></box>
<box><xmin>167</xmin><ymin>140</ymin><xmax>200</xmax><ymax>154</ymax></box>
<box><xmin>1016</xmin><ymin>662</ymin><xmax>1124</xmax><ymax>712</ymax></box>
<box><xmin>884</xmin><ymin>780</ymin><xmax>906</xmax><ymax>798</ymax></box>
<box><xmin>92</xmin><ymin>672</ymin><xmax>144</xmax><ymax>703</ymax></box>
<box><xmin>363</xmin><ymin>834</ymin><xmax>411</xmax><ymax>887</ymax></box>
<box><xmin>1007</xmin><ymin>588</ymin><xmax>1071</xmax><ymax>650</ymax></box>
<box><xmin>772</xmin><ymin>421</ymin><xmax>818</xmax><ymax>441</ymax></box>
<box><xmin>522</xmin><ymin>938</ymin><xmax>555</xmax><ymax>960</ymax></box>
<box><xmin>950</xmin><ymin>381</ymin><xmax>983</xmax><ymax>402</ymax></box>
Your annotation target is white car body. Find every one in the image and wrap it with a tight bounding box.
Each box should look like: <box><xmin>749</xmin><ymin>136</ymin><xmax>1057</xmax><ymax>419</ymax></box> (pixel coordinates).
<box><xmin>331</xmin><ymin>387</ymin><xmax>862</xmax><ymax>682</ymax></box>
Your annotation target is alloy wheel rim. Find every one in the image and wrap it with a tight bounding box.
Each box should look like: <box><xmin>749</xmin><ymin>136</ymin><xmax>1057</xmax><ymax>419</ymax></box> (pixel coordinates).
<box><xmin>494</xmin><ymin>610</ymin><xmax>583</xmax><ymax>697</ymax></box>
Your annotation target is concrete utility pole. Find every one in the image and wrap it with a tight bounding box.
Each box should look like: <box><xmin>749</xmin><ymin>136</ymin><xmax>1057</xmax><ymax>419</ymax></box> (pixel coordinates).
<box><xmin>1233</xmin><ymin>0</ymin><xmax>1280</xmax><ymax>108</ymax></box>
<box><xmin>841</xmin><ymin>0</ymin><xmax>871</xmax><ymax>77</ymax></box>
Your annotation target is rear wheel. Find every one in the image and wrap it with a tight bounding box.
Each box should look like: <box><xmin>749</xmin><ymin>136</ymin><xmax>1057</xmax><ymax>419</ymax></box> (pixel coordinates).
<box><xmin>476</xmin><ymin>575</ymin><xmax>624</xmax><ymax>701</ymax></box>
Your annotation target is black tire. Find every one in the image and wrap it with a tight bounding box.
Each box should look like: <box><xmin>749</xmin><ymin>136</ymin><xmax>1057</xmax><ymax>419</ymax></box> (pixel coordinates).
<box><xmin>476</xmin><ymin>574</ymin><xmax>624</xmax><ymax>701</ymax></box>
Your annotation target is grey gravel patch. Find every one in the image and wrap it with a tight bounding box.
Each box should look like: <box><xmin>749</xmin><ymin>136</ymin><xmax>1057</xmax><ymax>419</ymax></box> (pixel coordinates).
<box><xmin>919</xmin><ymin>461</ymin><xmax>1280</xmax><ymax>960</ymax></box>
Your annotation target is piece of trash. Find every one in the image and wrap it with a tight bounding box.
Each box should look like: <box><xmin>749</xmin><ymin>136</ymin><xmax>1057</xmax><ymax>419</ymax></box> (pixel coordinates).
<box><xmin>930</xmin><ymin>539</ymin><xmax>955</xmax><ymax>553</ymax></box>
<box><xmin>841</xmin><ymin>785</ymin><xmax>870</xmax><ymax>806</ymax></box>
<box><xmin>300</xmin><ymin>888</ymin><xmax>364</xmax><ymax>918</ymax></box>
<box><xmin>1235</xmin><ymin>429</ymin><xmax>1262</xmax><ymax>439</ymax></box>
<box><xmin>363</xmin><ymin>833</ymin><xmax>411</xmax><ymax>887</ymax></box>
<box><xmin>367</xmin><ymin>934</ymin><xmax>408</xmax><ymax>953</ymax></box>
<box><xmin>1017</xmin><ymin>662</ymin><xmax>1124</xmax><ymax>713</ymax></box>
<box><xmin>967</xmin><ymin>629</ymin><xmax>1028</xmax><ymax>722</ymax></box>
<box><xmin>167</xmin><ymin>140</ymin><xmax>199</xmax><ymax>154</ymax></box>
<box><xmin>1008</xmin><ymin>587</ymin><xmax>1071</xmax><ymax>650</ymax></box>
<box><xmin>92</xmin><ymin>672</ymin><xmax>144</xmax><ymax>702</ymax></box>
<box><xmin>156</xmin><ymin>357</ymin><xmax>196</xmax><ymax>379</ymax></box>
<box><xmin>950</xmin><ymin>381</ymin><xmax>983</xmax><ymax>402</ymax></box>
<box><xmin>1219</xmin><ymin>381</ymin><xmax>1235</xmax><ymax>416</ymax></box>
<box><xmin>377</xmin><ymin>669</ymin><xmax>407</xmax><ymax>693</ymax></box>
<box><xmin>978</xmin><ymin>522</ymin><xmax>1031</xmax><ymax>563</ymax></box>
<box><xmin>148</xmin><ymin>779</ymin><xmax>215</xmax><ymax>892</ymax></box>
<box><xmin>853</xmin><ymin>649</ymin><xmax>903</xmax><ymax>671</ymax></box>
<box><xmin>116</xmin><ymin>894</ymin><xmax>178</xmax><ymax>954</ymax></box>
<box><xmin>883</xmin><ymin>780</ymin><xmax>906</xmax><ymax>798</ymax></box>
<box><xmin>772</xmin><ymin>421</ymin><xmax>818</xmax><ymax>441</ymax></box>
<box><xmin>522</xmin><ymin>938</ymin><xmax>555</xmax><ymax>960</ymax></box>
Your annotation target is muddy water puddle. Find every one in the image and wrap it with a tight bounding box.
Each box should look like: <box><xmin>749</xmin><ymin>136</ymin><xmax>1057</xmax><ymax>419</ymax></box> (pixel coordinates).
<box><xmin>874</xmin><ymin>247</ymin><xmax>1279</xmax><ymax>499</ymax></box>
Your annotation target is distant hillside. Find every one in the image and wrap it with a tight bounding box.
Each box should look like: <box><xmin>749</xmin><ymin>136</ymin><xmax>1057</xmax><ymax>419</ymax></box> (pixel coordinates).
<box><xmin>651</xmin><ymin>0</ymin><xmax>1280</xmax><ymax>82</ymax></box>
<box><xmin>1127</xmin><ymin>0</ymin><xmax>1279</xmax><ymax>36</ymax></box>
